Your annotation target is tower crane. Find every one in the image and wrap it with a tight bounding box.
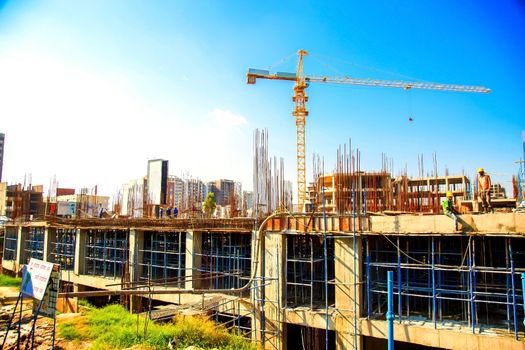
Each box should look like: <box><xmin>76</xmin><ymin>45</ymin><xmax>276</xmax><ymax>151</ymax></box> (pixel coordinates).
<box><xmin>247</xmin><ymin>49</ymin><xmax>490</xmax><ymax>211</ymax></box>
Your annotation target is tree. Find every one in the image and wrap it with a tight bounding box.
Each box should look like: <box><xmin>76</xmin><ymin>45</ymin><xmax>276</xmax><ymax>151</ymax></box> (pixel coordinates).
<box><xmin>202</xmin><ymin>192</ymin><xmax>217</xmax><ymax>217</ymax></box>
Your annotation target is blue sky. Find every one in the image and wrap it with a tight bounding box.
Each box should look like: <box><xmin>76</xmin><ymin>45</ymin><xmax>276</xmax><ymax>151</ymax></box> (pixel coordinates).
<box><xmin>1</xmin><ymin>1</ymin><xmax>524</xmax><ymax>198</ymax></box>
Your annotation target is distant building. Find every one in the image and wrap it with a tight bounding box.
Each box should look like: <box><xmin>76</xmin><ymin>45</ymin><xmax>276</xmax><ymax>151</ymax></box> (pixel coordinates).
<box><xmin>57</xmin><ymin>188</ymin><xmax>75</xmax><ymax>196</ymax></box>
<box><xmin>167</xmin><ymin>175</ymin><xmax>184</xmax><ymax>209</ymax></box>
<box><xmin>56</xmin><ymin>193</ymin><xmax>110</xmax><ymax>218</ymax></box>
<box><xmin>183</xmin><ymin>178</ymin><xmax>208</xmax><ymax>213</ymax></box>
<box><xmin>147</xmin><ymin>159</ymin><xmax>168</xmax><ymax>207</ymax></box>
<box><xmin>120</xmin><ymin>178</ymin><xmax>146</xmax><ymax>218</ymax></box>
<box><xmin>0</xmin><ymin>133</ymin><xmax>4</xmax><ymax>182</ymax></box>
<box><xmin>0</xmin><ymin>182</ymin><xmax>6</xmax><ymax>216</ymax></box>
<box><xmin>242</xmin><ymin>191</ymin><xmax>254</xmax><ymax>216</ymax></box>
<box><xmin>4</xmin><ymin>183</ymin><xmax>44</xmax><ymax>220</ymax></box>
<box><xmin>207</xmin><ymin>179</ymin><xmax>235</xmax><ymax>206</ymax></box>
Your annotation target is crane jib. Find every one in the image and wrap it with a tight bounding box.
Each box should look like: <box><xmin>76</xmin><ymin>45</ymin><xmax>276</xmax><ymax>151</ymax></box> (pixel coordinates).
<box><xmin>246</xmin><ymin>68</ymin><xmax>490</xmax><ymax>93</ymax></box>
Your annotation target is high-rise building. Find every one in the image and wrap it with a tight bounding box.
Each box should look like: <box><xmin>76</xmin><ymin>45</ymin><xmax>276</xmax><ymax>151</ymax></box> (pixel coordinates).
<box><xmin>167</xmin><ymin>175</ymin><xmax>184</xmax><ymax>208</ymax></box>
<box><xmin>120</xmin><ymin>177</ymin><xmax>146</xmax><ymax>218</ymax></box>
<box><xmin>207</xmin><ymin>179</ymin><xmax>235</xmax><ymax>206</ymax></box>
<box><xmin>0</xmin><ymin>133</ymin><xmax>4</xmax><ymax>182</ymax></box>
<box><xmin>147</xmin><ymin>159</ymin><xmax>168</xmax><ymax>217</ymax></box>
<box><xmin>183</xmin><ymin>178</ymin><xmax>208</xmax><ymax>212</ymax></box>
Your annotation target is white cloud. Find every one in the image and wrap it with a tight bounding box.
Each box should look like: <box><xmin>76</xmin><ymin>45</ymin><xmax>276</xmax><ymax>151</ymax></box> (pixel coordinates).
<box><xmin>208</xmin><ymin>108</ymin><xmax>248</xmax><ymax>127</ymax></box>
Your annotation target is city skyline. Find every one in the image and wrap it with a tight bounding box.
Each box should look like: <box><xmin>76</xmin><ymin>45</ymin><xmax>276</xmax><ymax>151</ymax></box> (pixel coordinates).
<box><xmin>1</xmin><ymin>1</ymin><xmax>524</xmax><ymax>198</ymax></box>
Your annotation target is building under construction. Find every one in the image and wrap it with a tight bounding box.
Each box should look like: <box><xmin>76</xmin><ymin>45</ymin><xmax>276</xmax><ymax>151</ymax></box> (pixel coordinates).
<box><xmin>2</xmin><ymin>210</ymin><xmax>525</xmax><ymax>350</ymax></box>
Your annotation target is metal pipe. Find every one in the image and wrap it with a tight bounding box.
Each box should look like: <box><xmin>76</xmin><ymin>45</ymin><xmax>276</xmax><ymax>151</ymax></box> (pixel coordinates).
<box><xmin>397</xmin><ymin>236</ymin><xmax>402</xmax><ymax>323</ymax></box>
<box><xmin>468</xmin><ymin>236</ymin><xmax>475</xmax><ymax>334</ymax></box>
<box><xmin>522</xmin><ymin>273</ymin><xmax>525</xmax><ymax>329</ymax></box>
<box><xmin>387</xmin><ymin>270</ymin><xmax>395</xmax><ymax>350</ymax></box>
<box><xmin>366</xmin><ymin>238</ymin><xmax>371</xmax><ymax>318</ymax></box>
<box><xmin>322</xmin><ymin>183</ymin><xmax>329</xmax><ymax>350</ymax></box>
<box><xmin>509</xmin><ymin>238</ymin><xmax>518</xmax><ymax>340</ymax></box>
<box><xmin>432</xmin><ymin>236</ymin><xmax>436</xmax><ymax>329</ymax></box>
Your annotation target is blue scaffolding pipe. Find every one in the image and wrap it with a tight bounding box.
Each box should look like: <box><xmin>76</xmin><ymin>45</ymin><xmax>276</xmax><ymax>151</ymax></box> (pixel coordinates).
<box><xmin>261</xmin><ymin>233</ymin><xmax>266</xmax><ymax>346</ymax></box>
<box><xmin>387</xmin><ymin>270</ymin><xmax>395</xmax><ymax>350</ymax></box>
<box><xmin>522</xmin><ymin>273</ymin><xmax>525</xmax><ymax>329</ymax></box>
<box><xmin>322</xmin><ymin>182</ymin><xmax>329</xmax><ymax>350</ymax></box>
<box><xmin>468</xmin><ymin>236</ymin><xmax>475</xmax><ymax>334</ymax></box>
<box><xmin>352</xmin><ymin>181</ymin><xmax>358</xmax><ymax>349</ymax></box>
<box><xmin>431</xmin><ymin>237</ymin><xmax>437</xmax><ymax>329</ymax></box>
<box><xmin>366</xmin><ymin>238</ymin><xmax>371</xmax><ymax>318</ymax></box>
<box><xmin>397</xmin><ymin>236</ymin><xmax>402</xmax><ymax>323</ymax></box>
<box><xmin>509</xmin><ymin>238</ymin><xmax>518</xmax><ymax>341</ymax></box>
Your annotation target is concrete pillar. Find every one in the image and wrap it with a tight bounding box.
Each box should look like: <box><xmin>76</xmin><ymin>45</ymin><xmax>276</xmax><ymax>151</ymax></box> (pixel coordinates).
<box><xmin>43</xmin><ymin>227</ymin><xmax>56</xmax><ymax>263</ymax></box>
<box><xmin>15</xmin><ymin>226</ymin><xmax>27</xmax><ymax>270</ymax></box>
<box><xmin>129</xmin><ymin>229</ymin><xmax>144</xmax><ymax>283</ymax></box>
<box><xmin>255</xmin><ymin>230</ymin><xmax>286</xmax><ymax>350</ymax></box>
<box><xmin>334</xmin><ymin>235</ymin><xmax>362</xmax><ymax>350</ymax></box>
<box><xmin>185</xmin><ymin>230</ymin><xmax>202</xmax><ymax>289</ymax></box>
<box><xmin>129</xmin><ymin>229</ymin><xmax>144</xmax><ymax>313</ymax></box>
<box><xmin>74</xmin><ymin>229</ymin><xmax>85</xmax><ymax>275</ymax></box>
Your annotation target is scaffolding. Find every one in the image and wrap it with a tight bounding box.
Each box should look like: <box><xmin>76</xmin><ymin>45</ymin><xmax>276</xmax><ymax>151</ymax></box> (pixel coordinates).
<box><xmin>139</xmin><ymin>231</ymin><xmax>186</xmax><ymax>288</ymax></box>
<box><xmin>52</xmin><ymin>229</ymin><xmax>76</xmax><ymax>270</ymax></box>
<box><xmin>85</xmin><ymin>229</ymin><xmax>129</xmax><ymax>278</ymax></box>
<box><xmin>24</xmin><ymin>227</ymin><xmax>45</xmax><ymax>262</ymax></box>
<box><xmin>363</xmin><ymin>235</ymin><xmax>525</xmax><ymax>339</ymax></box>
<box><xmin>285</xmin><ymin>234</ymin><xmax>334</xmax><ymax>309</ymax></box>
<box><xmin>196</xmin><ymin>232</ymin><xmax>251</xmax><ymax>294</ymax></box>
<box><xmin>4</xmin><ymin>227</ymin><xmax>17</xmax><ymax>261</ymax></box>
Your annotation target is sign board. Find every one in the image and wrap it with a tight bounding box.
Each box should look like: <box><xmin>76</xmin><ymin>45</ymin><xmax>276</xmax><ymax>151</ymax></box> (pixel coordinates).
<box><xmin>57</xmin><ymin>201</ymin><xmax>77</xmax><ymax>216</ymax></box>
<box><xmin>36</xmin><ymin>267</ymin><xmax>60</xmax><ymax>318</ymax></box>
<box><xmin>20</xmin><ymin>258</ymin><xmax>54</xmax><ymax>300</ymax></box>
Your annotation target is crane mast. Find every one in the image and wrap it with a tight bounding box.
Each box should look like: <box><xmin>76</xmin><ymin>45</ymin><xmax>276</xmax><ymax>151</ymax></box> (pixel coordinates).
<box><xmin>247</xmin><ymin>50</ymin><xmax>490</xmax><ymax>212</ymax></box>
<box><xmin>293</xmin><ymin>49</ymin><xmax>309</xmax><ymax>210</ymax></box>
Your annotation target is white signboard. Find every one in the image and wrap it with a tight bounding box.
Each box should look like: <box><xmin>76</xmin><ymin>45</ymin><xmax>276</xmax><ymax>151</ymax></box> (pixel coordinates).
<box><xmin>36</xmin><ymin>268</ymin><xmax>60</xmax><ymax>317</ymax></box>
<box><xmin>57</xmin><ymin>201</ymin><xmax>77</xmax><ymax>216</ymax></box>
<box><xmin>20</xmin><ymin>258</ymin><xmax>54</xmax><ymax>300</ymax></box>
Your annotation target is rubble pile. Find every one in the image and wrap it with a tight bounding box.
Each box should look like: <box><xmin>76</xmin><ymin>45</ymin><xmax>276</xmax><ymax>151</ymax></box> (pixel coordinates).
<box><xmin>0</xmin><ymin>304</ymin><xmax>56</xmax><ymax>350</ymax></box>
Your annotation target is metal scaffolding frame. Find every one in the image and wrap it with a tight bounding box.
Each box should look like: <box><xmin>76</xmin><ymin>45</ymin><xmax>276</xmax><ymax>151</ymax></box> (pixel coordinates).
<box><xmin>285</xmin><ymin>234</ymin><xmax>335</xmax><ymax>309</ymax></box>
<box><xmin>84</xmin><ymin>229</ymin><xmax>129</xmax><ymax>278</ymax></box>
<box><xmin>196</xmin><ymin>232</ymin><xmax>251</xmax><ymax>294</ymax></box>
<box><xmin>139</xmin><ymin>231</ymin><xmax>186</xmax><ymax>288</ymax></box>
<box><xmin>4</xmin><ymin>227</ymin><xmax>18</xmax><ymax>261</ymax></box>
<box><xmin>24</xmin><ymin>227</ymin><xmax>44</xmax><ymax>262</ymax></box>
<box><xmin>52</xmin><ymin>228</ymin><xmax>76</xmax><ymax>270</ymax></box>
<box><xmin>364</xmin><ymin>235</ymin><xmax>525</xmax><ymax>339</ymax></box>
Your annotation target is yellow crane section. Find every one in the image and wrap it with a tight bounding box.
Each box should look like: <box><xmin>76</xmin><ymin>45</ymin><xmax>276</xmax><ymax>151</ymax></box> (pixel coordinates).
<box><xmin>247</xmin><ymin>49</ymin><xmax>490</xmax><ymax>211</ymax></box>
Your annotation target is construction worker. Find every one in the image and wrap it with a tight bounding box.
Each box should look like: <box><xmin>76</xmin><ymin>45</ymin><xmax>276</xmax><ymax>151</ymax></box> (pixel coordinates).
<box><xmin>477</xmin><ymin>167</ymin><xmax>492</xmax><ymax>213</ymax></box>
<box><xmin>443</xmin><ymin>191</ymin><xmax>460</xmax><ymax>231</ymax></box>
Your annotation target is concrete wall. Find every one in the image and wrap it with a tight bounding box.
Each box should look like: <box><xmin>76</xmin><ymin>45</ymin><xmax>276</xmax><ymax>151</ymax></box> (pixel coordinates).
<box><xmin>369</xmin><ymin>212</ymin><xmax>525</xmax><ymax>234</ymax></box>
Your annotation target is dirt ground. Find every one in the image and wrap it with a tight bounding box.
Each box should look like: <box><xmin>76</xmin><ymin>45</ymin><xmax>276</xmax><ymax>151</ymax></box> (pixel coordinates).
<box><xmin>0</xmin><ymin>286</ymin><xmax>90</xmax><ymax>350</ymax></box>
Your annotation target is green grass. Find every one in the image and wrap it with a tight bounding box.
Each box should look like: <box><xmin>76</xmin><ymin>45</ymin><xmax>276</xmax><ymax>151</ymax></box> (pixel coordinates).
<box><xmin>58</xmin><ymin>304</ymin><xmax>256</xmax><ymax>350</ymax></box>
<box><xmin>78</xmin><ymin>299</ymin><xmax>95</xmax><ymax>309</ymax></box>
<box><xmin>0</xmin><ymin>274</ymin><xmax>22</xmax><ymax>287</ymax></box>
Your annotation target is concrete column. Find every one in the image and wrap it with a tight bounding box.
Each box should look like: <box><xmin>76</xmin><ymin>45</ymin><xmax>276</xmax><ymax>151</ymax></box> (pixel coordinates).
<box><xmin>15</xmin><ymin>226</ymin><xmax>27</xmax><ymax>270</ymax></box>
<box><xmin>334</xmin><ymin>235</ymin><xmax>362</xmax><ymax>350</ymax></box>
<box><xmin>43</xmin><ymin>227</ymin><xmax>56</xmax><ymax>263</ymax></box>
<box><xmin>74</xmin><ymin>229</ymin><xmax>86</xmax><ymax>275</ymax></box>
<box><xmin>185</xmin><ymin>230</ymin><xmax>202</xmax><ymax>289</ymax></box>
<box><xmin>129</xmin><ymin>229</ymin><xmax>144</xmax><ymax>313</ymax></box>
<box><xmin>256</xmin><ymin>230</ymin><xmax>286</xmax><ymax>350</ymax></box>
<box><xmin>129</xmin><ymin>229</ymin><xmax>144</xmax><ymax>283</ymax></box>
